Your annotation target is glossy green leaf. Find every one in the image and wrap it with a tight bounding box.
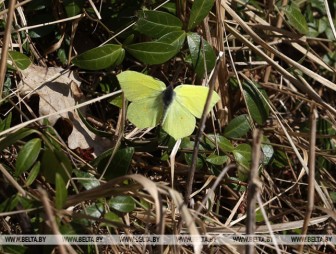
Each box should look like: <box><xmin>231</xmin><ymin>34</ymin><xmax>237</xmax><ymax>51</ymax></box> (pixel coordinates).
<box><xmin>184</xmin><ymin>153</ymin><xmax>204</xmax><ymax>169</ymax></box>
<box><xmin>233</xmin><ymin>144</ymin><xmax>252</xmax><ymax>180</ymax></box>
<box><xmin>188</xmin><ymin>0</ymin><xmax>215</xmax><ymax>30</ymax></box>
<box><xmin>55</xmin><ymin>173</ymin><xmax>67</xmax><ymax>209</ymax></box>
<box><xmin>96</xmin><ymin>147</ymin><xmax>134</xmax><ymax>180</ymax></box>
<box><xmin>261</xmin><ymin>137</ymin><xmax>274</xmax><ymax>165</ymax></box>
<box><xmin>224</xmin><ymin>114</ymin><xmax>251</xmax><ymax>138</ymax></box>
<box><xmin>0</xmin><ymin>128</ymin><xmax>40</xmax><ymax>151</ymax></box>
<box><xmin>74</xmin><ymin>170</ymin><xmax>100</xmax><ymax>190</ymax></box>
<box><xmin>109</xmin><ymin>196</ymin><xmax>136</xmax><ymax>213</ymax></box>
<box><xmin>84</xmin><ymin>203</ymin><xmax>104</xmax><ymax>218</ymax></box>
<box><xmin>25</xmin><ymin>161</ymin><xmax>40</xmax><ymax>186</ymax></box>
<box><xmin>135</xmin><ymin>10</ymin><xmax>182</xmax><ymax>38</ymax></box>
<box><xmin>41</xmin><ymin>148</ymin><xmax>73</xmax><ymax>184</ymax></box>
<box><xmin>0</xmin><ymin>112</ymin><xmax>12</xmax><ymax>131</ymax></box>
<box><xmin>157</xmin><ymin>30</ymin><xmax>186</xmax><ymax>52</ymax></box>
<box><xmin>72</xmin><ymin>44</ymin><xmax>125</xmax><ymax>70</ymax></box>
<box><xmin>205</xmin><ymin>134</ymin><xmax>234</xmax><ymax>152</ymax></box>
<box><xmin>15</xmin><ymin>138</ymin><xmax>41</xmax><ymax>176</ymax></box>
<box><xmin>243</xmin><ymin>81</ymin><xmax>269</xmax><ymax>125</ymax></box>
<box><xmin>8</xmin><ymin>51</ymin><xmax>31</xmax><ymax>70</ymax></box>
<box><xmin>126</xmin><ymin>42</ymin><xmax>177</xmax><ymax>65</ymax></box>
<box><xmin>284</xmin><ymin>4</ymin><xmax>308</xmax><ymax>34</ymax></box>
<box><xmin>63</xmin><ymin>0</ymin><xmax>84</xmax><ymax>17</ymax></box>
<box><xmin>180</xmin><ymin>138</ymin><xmax>204</xmax><ymax>170</ymax></box>
<box><xmin>59</xmin><ymin>223</ymin><xmax>76</xmax><ymax>234</ymax></box>
<box><xmin>206</xmin><ymin>154</ymin><xmax>228</xmax><ymax>165</ymax></box>
<box><xmin>161</xmin><ymin>2</ymin><xmax>176</xmax><ymax>14</ymax></box>
<box><xmin>104</xmin><ymin>211</ymin><xmax>123</xmax><ymax>224</ymax></box>
<box><xmin>187</xmin><ymin>32</ymin><xmax>216</xmax><ymax>78</ymax></box>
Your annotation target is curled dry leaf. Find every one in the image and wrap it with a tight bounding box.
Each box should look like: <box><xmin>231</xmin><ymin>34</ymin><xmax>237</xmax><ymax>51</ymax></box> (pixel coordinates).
<box><xmin>18</xmin><ymin>65</ymin><xmax>112</xmax><ymax>156</ymax></box>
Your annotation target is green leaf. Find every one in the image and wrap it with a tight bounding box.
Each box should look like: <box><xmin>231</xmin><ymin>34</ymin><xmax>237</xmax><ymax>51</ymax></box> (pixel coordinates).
<box><xmin>8</xmin><ymin>51</ymin><xmax>31</xmax><ymax>70</ymax></box>
<box><xmin>243</xmin><ymin>81</ymin><xmax>269</xmax><ymax>125</ymax></box>
<box><xmin>84</xmin><ymin>203</ymin><xmax>104</xmax><ymax>218</ymax></box>
<box><xmin>0</xmin><ymin>128</ymin><xmax>41</xmax><ymax>151</ymax></box>
<box><xmin>271</xmin><ymin>150</ymin><xmax>288</xmax><ymax>169</ymax></box>
<box><xmin>233</xmin><ymin>144</ymin><xmax>252</xmax><ymax>180</ymax></box>
<box><xmin>330</xmin><ymin>192</ymin><xmax>336</xmax><ymax>203</ymax></box>
<box><xmin>157</xmin><ymin>30</ymin><xmax>186</xmax><ymax>52</ymax></box>
<box><xmin>55</xmin><ymin>173</ymin><xmax>68</xmax><ymax>209</ymax></box>
<box><xmin>2</xmin><ymin>245</ymin><xmax>28</xmax><ymax>254</ymax></box>
<box><xmin>109</xmin><ymin>95</ymin><xmax>123</xmax><ymax>108</ymax></box>
<box><xmin>57</xmin><ymin>48</ymin><xmax>68</xmax><ymax>65</ymax></box>
<box><xmin>206</xmin><ymin>154</ymin><xmax>228</xmax><ymax>165</ymax></box>
<box><xmin>95</xmin><ymin>147</ymin><xmax>134</xmax><ymax>180</ymax></box>
<box><xmin>256</xmin><ymin>209</ymin><xmax>264</xmax><ymax>223</ymax></box>
<box><xmin>181</xmin><ymin>138</ymin><xmax>204</xmax><ymax>170</ymax></box>
<box><xmin>188</xmin><ymin>0</ymin><xmax>215</xmax><ymax>30</ymax></box>
<box><xmin>284</xmin><ymin>4</ymin><xmax>308</xmax><ymax>34</ymax></box>
<box><xmin>104</xmin><ymin>211</ymin><xmax>123</xmax><ymax>224</ymax></box>
<box><xmin>41</xmin><ymin>148</ymin><xmax>73</xmax><ymax>184</ymax></box>
<box><xmin>72</xmin><ymin>44</ymin><xmax>125</xmax><ymax>70</ymax></box>
<box><xmin>0</xmin><ymin>112</ymin><xmax>12</xmax><ymax>131</ymax></box>
<box><xmin>187</xmin><ymin>32</ymin><xmax>216</xmax><ymax>78</ymax></box>
<box><xmin>184</xmin><ymin>153</ymin><xmax>204</xmax><ymax>169</ymax></box>
<box><xmin>63</xmin><ymin>0</ymin><xmax>84</xmax><ymax>17</ymax></box>
<box><xmin>224</xmin><ymin>114</ymin><xmax>251</xmax><ymax>138</ymax></box>
<box><xmin>261</xmin><ymin>137</ymin><xmax>274</xmax><ymax>165</ymax></box>
<box><xmin>160</xmin><ymin>2</ymin><xmax>176</xmax><ymax>14</ymax></box>
<box><xmin>109</xmin><ymin>196</ymin><xmax>136</xmax><ymax>213</ymax></box>
<box><xmin>25</xmin><ymin>161</ymin><xmax>40</xmax><ymax>186</ymax></box>
<box><xmin>135</xmin><ymin>10</ymin><xmax>182</xmax><ymax>38</ymax></box>
<box><xmin>15</xmin><ymin>138</ymin><xmax>41</xmax><ymax>176</ymax></box>
<box><xmin>74</xmin><ymin>170</ymin><xmax>100</xmax><ymax>190</ymax></box>
<box><xmin>126</xmin><ymin>42</ymin><xmax>177</xmax><ymax>65</ymax></box>
<box><xmin>0</xmin><ymin>194</ymin><xmax>34</xmax><ymax>212</ymax></box>
<box><xmin>205</xmin><ymin>134</ymin><xmax>234</xmax><ymax>152</ymax></box>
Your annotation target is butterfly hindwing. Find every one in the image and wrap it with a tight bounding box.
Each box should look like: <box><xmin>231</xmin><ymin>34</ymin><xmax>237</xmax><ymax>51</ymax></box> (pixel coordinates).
<box><xmin>174</xmin><ymin>85</ymin><xmax>220</xmax><ymax>118</ymax></box>
<box><xmin>118</xmin><ymin>71</ymin><xmax>166</xmax><ymax>101</ymax></box>
<box><xmin>162</xmin><ymin>98</ymin><xmax>196</xmax><ymax>140</ymax></box>
<box><xmin>127</xmin><ymin>96</ymin><xmax>164</xmax><ymax>128</ymax></box>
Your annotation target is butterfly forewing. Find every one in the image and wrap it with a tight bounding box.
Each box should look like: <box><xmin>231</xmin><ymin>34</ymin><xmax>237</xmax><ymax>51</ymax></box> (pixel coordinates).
<box><xmin>162</xmin><ymin>99</ymin><xmax>196</xmax><ymax>140</ymax></box>
<box><xmin>174</xmin><ymin>85</ymin><xmax>220</xmax><ymax>118</ymax></box>
<box><xmin>118</xmin><ymin>71</ymin><xmax>166</xmax><ymax>101</ymax></box>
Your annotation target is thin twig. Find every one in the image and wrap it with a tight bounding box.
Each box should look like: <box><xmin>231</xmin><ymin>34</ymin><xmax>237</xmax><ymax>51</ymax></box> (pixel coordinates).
<box><xmin>0</xmin><ymin>0</ymin><xmax>16</xmax><ymax>98</ymax></box>
<box><xmin>39</xmin><ymin>187</ymin><xmax>76</xmax><ymax>254</ymax></box>
<box><xmin>184</xmin><ymin>54</ymin><xmax>222</xmax><ymax>203</ymax></box>
<box><xmin>0</xmin><ymin>0</ymin><xmax>31</xmax><ymax>17</ymax></box>
<box><xmin>298</xmin><ymin>107</ymin><xmax>318</xmax><ymax>254</ymax></box>
<box><xmin>246</xmin><ymin>129</ymin><xmax>262</xmax><ymax>254</ymax></box>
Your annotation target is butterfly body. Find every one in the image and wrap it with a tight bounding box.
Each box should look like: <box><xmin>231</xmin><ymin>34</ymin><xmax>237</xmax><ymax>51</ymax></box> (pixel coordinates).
<box><xmin>162</xmin><ymin>85</ymin><xmax>175</xmax><ymax>110</ymax></box>
<box><xmin>118</xmin><ymin>71</ymin><xmax>220</xmax><ymax>140</ymax></box>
